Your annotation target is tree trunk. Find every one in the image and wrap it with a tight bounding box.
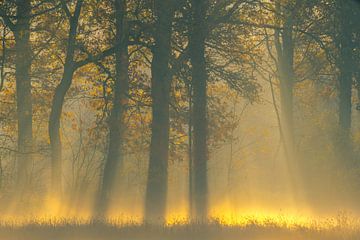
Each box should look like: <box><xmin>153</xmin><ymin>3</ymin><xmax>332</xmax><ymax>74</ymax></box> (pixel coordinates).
<box><xmin>189</xmin><ymin>0</ymin><xmax>208</xmax><ymax>221</ymax></box>
<box><xmin>98</xmin><ymin>0</ymin><xmax>129</xmax><ymax>216</ymax></box>
<box><xmin>188</xmin><ymin>83</ymin><xmax>193</xmax><ymax>219</ymax></box>
<box><xmin>274</xmin><ymin>1</ymin><xmax>295</xmax><ymax>159</ymax></box>
<box><xmin>337</xmin><ymin>0</ymin><xmax>353</xmax><ymax>144</ymax></box>
<box><xmin>273</xmin><ymin>1</ymin><xmax>303</xmax><ymax>198</ymax></box>
<box><xmin>330</xmin><ymin>0</ymin><xmax>355</xmax><ymax>166</ymax></box>
<box><xmin>145</xmin><ymin>1</ymin><xmax>175</xmax><ymax>224</ymax></box>
<box><xmin>48</xmin><ymin>1</ymin><xmax>82</xmax><ymax>197</ymax></box>
<box><xmin>14</xmin><ymin>0</ymin><xmax>33</xmax><ymax>193</ymax></box>
<box><xmin>49</xmin><ymin>70</ymin><xmax>74</xmax><ymax>196</ymax></box>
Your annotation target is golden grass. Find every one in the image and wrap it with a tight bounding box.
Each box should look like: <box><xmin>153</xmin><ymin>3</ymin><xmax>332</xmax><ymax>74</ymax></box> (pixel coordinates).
<box><xmin>0</xmin><ymin>211</ymin><xmax>358</xmax><ymax>239</ymax></box>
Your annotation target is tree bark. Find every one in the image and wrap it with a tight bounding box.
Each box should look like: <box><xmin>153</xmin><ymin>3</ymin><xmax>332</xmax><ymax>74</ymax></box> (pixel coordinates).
<box><xmin>48</xmin><ymin>0</ymin><xmax>83</xmax><ymax>197</ymax></box>
<box><xmin>98</xmin><ymin>0</ymin><xmax>129</xmax><ymax>215</ymax></box>
<box><xmin>189</xmin><ymin>0</ymin><xmax>209</xmax><ymax>221</ymax></box>
<box><xmin>145</xmin><ymin>0</ymin><xmax>175</xmax><ymax>224</ymax></box>
<box><xmin>14</xmin><ymin>0</ymin><xmax>33</xmax><ymax>193</ymax></box>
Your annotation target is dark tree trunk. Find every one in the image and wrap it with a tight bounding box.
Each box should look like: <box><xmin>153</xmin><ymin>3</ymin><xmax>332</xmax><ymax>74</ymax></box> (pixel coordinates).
<box><xmin>355</xmin><ymin>7</ymin><xmax>360</xmax><ymax>103</ymax></box>
<box><xmin>273</xmin><ymin>1</ymin><xmax>304</xmax><ymax>197</ymax></box>
<box><xmin>49</xmin><ymin>69</ymin><xmax>74</xmax><ymax>196</ymax></box>
<box><xmin>145</xmin><ymin>1</ymin><xmax>175</xmax><ymax>224</ymax></box>
<box><xmin>337</xmin><ymin>0</ymin><xmax>353</xmax><ymax>141</ymax></box>
<box><xmin>48</xmin><ymin>1</ymin><xmax>83</xmax><ymax>197</ymax></box>
<box><xmin>14</xmin><ymin>0</ymin><xmax>33</xmax><ymax>192</ymax></box>
<box><xmin>274</xmin><ymin>1</ymin><xmax>295</xmax><ymax>159</ymax></box>
<box><xmin>189</xmin><ymin>0</ymin><xmax>208</xmax><ymax>221</ymax></box>
<box><xmin>98</xmin><ymin>0</ymin><xmax>129</xmax><ymax>215</ymax></box>
<box><xmin>331</xmin><ymin>0</ymin><xmax>356</xmax><ymax>165</ymax></box>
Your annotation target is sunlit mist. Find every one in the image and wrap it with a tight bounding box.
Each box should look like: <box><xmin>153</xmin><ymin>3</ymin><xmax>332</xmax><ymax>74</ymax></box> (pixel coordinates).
<box><xmin>0</xmin><ymin>0</ymin><xmax>359</xmax><ymax>239</ymax></box>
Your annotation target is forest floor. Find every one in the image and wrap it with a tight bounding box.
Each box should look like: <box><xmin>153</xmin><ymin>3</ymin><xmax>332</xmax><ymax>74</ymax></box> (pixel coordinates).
<box><xmin>0</xmin><ymin>217</ymin><xmax>359</xmax><ymax>240</ymax></box>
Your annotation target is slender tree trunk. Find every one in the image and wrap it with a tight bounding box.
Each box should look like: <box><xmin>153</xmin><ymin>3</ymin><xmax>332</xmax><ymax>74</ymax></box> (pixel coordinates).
<box><xmin>188</xmin><ymin>83</ymin><xmax>193</xmax><ymax>220</ymax></box>
<box><xmin>0</xmin><ymin>25</ymin><xmax>7</xmax><ymax>92</ymax></box>
<box><xmin>48</xmin><ymin>1</ymin><xmax>83</xmax><ymax>197</ymax></box>
<box><xmin>14</xmin><ymin>0</ymin><xmax>33</xmax><ymax>193</ymax></box>
<box><xmin>189</xmin><ymin>0</ymin><xmax>208</xmax><ymax>221</ymax></box>
<box><xmin>356</xmin><ymin>71</ymin><xmax>360</xmax><ymax>111</ymax></box>
<box><xmin>98</xmin><ymin>0</ymin><xmax>129</xmax><ymax>215</ymax></box>
<box><xmin>273</xmin><ymin>1</ymin><xmax>304</xmax><ymax>199</ymax></box>
<box><xmin>278</xmin><ymin>60</ymin><xmax>295</xmax><ymax>157</ymax></box>
<box><xmin>145</xmin><ymin>1</ymin><xmax>175</xmax><ymax>224</ymax></box>
<box><xmin>274</xmin><ymin>1</ymin><xmax>295</xmax><ymax>159</ymax></box>
<box><xmin>49</xmin><ymin>69</ymin><xmax>74</xmax><ymax>196</ymax></box>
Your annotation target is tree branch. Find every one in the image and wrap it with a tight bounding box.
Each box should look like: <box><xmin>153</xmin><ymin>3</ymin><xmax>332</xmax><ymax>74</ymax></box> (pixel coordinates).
<box><xmin>0</xmin><ymin>9</ymin><xmax>16</xmax><ymax>31</ymax></box>
<box><xmin>74</xmin><ymin>47</ymin><xmax>116</xmax><ymax>69</ymax></box>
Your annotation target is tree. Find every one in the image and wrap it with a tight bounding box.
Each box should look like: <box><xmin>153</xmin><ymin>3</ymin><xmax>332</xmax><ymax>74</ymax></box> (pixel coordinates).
<box><xmin>98</xmin><ymin>0</ymin><xmax>129</xmax><ymax>215</ymax></box>
<box><xmin>189</xmin><ymin>0</ymin><xmax>209</xmax><ymax>221</ymax></box>
<box><xmin>145</xmin><ymin>0</ymin><xmax>177</xmax><ymax>223</ymax></box>
<box><xmin>1</xmin><ymin>0</ymin><xmax>33</xmax><ymax>196</ymax></box>
<box><xmin>48</xmin><ymin>0</ymin><xmax>84</xmax><ymax>198</ymax></box>
<box><xmin>334</xmin><ymin>0</ymin><xmax>356</xmax><ymax>160</ymax></box>
<box><xmin>48</xmin><ymin>0</ymin><xmax>116</xmax><ymax>197</ymax></box>
<box><xmin>272</xmin><ymin>0</ymin><xmax>300</xmax><ymax>161</ymax></box>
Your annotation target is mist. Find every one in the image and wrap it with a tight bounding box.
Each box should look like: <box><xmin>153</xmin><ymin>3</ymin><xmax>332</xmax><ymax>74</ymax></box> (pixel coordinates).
<box><xmin>0</xmin><ymin>0</ymin><xmax>360</xmax><ymax>239</ymax></box>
